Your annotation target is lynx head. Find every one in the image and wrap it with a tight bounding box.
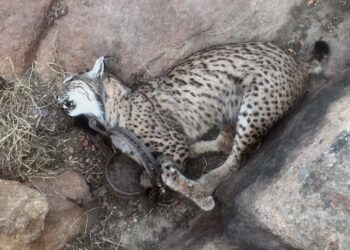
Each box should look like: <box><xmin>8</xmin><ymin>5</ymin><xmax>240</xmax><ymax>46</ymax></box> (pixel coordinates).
<box><xmin>57</xmin><ymin>57</ymin><xmax>106</xmax><ymax>123</ymax></box>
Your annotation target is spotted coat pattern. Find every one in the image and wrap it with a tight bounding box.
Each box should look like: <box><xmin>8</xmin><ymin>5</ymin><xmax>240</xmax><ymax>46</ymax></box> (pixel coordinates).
<box><xmin>59</xmin><ymin>42</ymin><xmax>326</xmax><ymax>210</ymax></box>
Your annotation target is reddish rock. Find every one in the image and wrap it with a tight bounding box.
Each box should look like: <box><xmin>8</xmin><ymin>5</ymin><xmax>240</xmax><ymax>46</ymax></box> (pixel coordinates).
<box><xmin>0</xmin><ymin>172</ymin><xmax>90</xmax><ymax>250</ymax></box>
<box><xmin>0</xmin><ymin>0</ymin><xmax>54</xmax><ymax>77</ymax></box>
<box><xmin>28</xmin><ymin>171</ymin><xmax>91</xmax><ymax>250</ymax></box>
<box><xmin>0</xmin><ymin>180</ymin><xmax>48</xmax><ymax>250</ymax></box>
<box><xmin>217</xmin><ymin>77</ymin><xmax>350</xmax><ymax>250</ymax></box>
<box><xmin>36</xmin><ymin>0</ymin><xmax>301</xmax><ymax>83</ymax></box>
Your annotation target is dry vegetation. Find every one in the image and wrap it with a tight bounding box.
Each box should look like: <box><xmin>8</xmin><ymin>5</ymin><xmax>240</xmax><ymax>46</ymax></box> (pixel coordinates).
<box><xmin>0</xmin><ymin>60</ymin><xmax>59</xmax><ymax>179</ymax></box>
<box><xmin>0</xmin><ymin>58</ymin><xmax>103</xmax><ymax>181</ymax></box>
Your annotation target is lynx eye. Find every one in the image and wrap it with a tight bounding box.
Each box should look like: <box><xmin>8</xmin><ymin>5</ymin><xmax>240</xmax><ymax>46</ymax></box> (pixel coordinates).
<box><xmin>63</xmin><ymin>100</ymin><xmax>75</xmax><ymax>109</ymax></box>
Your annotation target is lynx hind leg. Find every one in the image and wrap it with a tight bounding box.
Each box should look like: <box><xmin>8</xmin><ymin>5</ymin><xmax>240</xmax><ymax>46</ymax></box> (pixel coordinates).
<box><xmin>194</xmin><ymin>91</ymin><xmax>281</xmax><ymax>194</ymax></box>
<box><xmin>162</xmin><ymin>94</ymin><xmax>277</xmax><ymax>210</ymax></box>
<box><xmin>189</xmin><ymin>125</ymin><xmax>235</xmax><ymax>158</ymax></box>
<box><xmin>159</xmin><ymin>156</ymin><xmax>215</xmax><ymax>211</ymax></box>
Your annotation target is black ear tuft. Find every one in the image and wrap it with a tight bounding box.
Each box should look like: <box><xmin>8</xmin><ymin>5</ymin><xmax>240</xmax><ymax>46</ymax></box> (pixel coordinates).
<box><xmin>312</xmin><ymin>40</ymin><xmax>330</xmax><ymax>61</ymax></box>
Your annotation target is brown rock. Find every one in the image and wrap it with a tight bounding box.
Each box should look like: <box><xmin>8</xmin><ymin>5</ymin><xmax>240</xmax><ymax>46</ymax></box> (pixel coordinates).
<box><xmin>217</xmin><ymin>74</ymin><xmax>350</xmax><ymax>250</ymax></box>
<box><xmin>0</xmin><ymin>180</ymin><xmax>48</xmax><ymax>250</ymax></box>
<box><xmin>240</xmin><ymin>129</ymin><xmax>350</xmax><ymax>250</ymax></box>
<box><xmin>0</xmin><ymin>0</ymin><xmax>54</xmax><ymax>77</ymax></box>
<box><xmin>27</xmin><ymin>171</ymin><xmax>91</xmax><ymax>250</ymax></box>
<box><xmin>35</xmin><ymin>0</ymin><xmax>301</xmax><ymax>83</ymax></box>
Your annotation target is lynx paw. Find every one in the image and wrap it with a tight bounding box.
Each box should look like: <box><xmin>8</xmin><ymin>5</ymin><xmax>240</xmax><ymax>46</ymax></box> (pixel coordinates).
<box><xmin>159</xmin><ymin>156</ymin><xmax>185</xmax><ymax>192</ymax></box>
<box><xmin>193</xmin><ymin>195</ymin><xmax>215</xmax><ymax>211</ymax></box>
<box><xmin>159</xmin><ymin>156</ymin><xmax>216</xmax><ymax>211</ymax></box>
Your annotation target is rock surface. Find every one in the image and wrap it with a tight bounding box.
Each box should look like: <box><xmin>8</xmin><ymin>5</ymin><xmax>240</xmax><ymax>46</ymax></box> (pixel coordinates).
<box><xmin>226</xmin><ymin>74</ymin><xmax>350</xmax><ymax>250</ymax></box>
<box><xmin>0</xmin><ymin>0</ymin><xmax>55</xmax><ymax>77</ymax></box>
<box><xmin>236</xmin><ymin>132</ymin><xmax>350</xmax><ymax>250</ymax></box>
<box><xmin>2</xmin><ymin>0</ymin><xmax>348</xmax><ymax>84</ymax></box>
<box><xmin>0</xmin><ymin>172</ymin><xmax>91</xmax><ymax>250</ymax></box>
<box><xmin>0</xmin><ymin>180</ymin><xmax>48</xmax><ymax>250</ymax></box>
<box><xmin>28</xmin><ymin>171</ymin><xmax>91</xmax><ymax>250</ymax></box>
<box><xmin>35</xmin><ymin>0</ymin><xmax>304</xmax><ymax>83</ymax></box>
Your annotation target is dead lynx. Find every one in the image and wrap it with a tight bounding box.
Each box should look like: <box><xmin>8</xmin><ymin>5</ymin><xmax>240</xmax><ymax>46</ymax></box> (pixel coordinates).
<box><xmin>58</xmin><ymin>41</ymin><xmax>329</xmax><ymax>210</ymax></box>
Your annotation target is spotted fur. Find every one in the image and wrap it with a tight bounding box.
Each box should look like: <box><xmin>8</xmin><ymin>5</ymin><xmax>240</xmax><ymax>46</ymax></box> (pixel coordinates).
<box><xmin>58</xmin><ymin>41</ymin><xmax>329</xmax><ymax>210</ymax></box>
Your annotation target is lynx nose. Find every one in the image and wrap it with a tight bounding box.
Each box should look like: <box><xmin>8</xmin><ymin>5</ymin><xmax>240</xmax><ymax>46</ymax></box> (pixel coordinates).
<box><xmin>57</xmin><ymin>95</ymin><xmax>71</xmax><ymax>112</ymax></box>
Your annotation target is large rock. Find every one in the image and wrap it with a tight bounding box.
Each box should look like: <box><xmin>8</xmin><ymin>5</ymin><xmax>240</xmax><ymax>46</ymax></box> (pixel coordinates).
<box><xmin>219</xmin><ymin>73</ymin><xmax>350</xmax><ymax>249</ymax></box>
<box><xmin>160</xmin><ymin>73</ymin><xmax>350</xmax><ymax>249</ymax></box>
<box><xmin>28</xmin><ymin>171</ymin><xmax>92</xmax><ymax>250</ymax></box>
<box><xmin>232</xmin><ymin>123</ymin><xmax>350</xmax><ymax>247</ymax></box>
<box><xmin>34</xmin><ymin>0</ymin><xmax>350</xmax><ymax>85</ymax></box>
<box><xmin>0</xmin><ymin>0</ymin><xmax>55</xmax><ymax>77</ymax></box>
<box><xmin>35</xmin><ymin>0</ymin><xmax>302</xmax><ymax>83</ymax></box>
<box><xmin>0</xmin><ymin>180</ymin><xmax>48</xmax><ymax>250</ymax></box>
<box><xmin>0</xmin><ymin>172</ymin><xmax>91</xmax><ymax>250</ymax></box>
<box><xmin>2</xmin><ymin>0</ymin><xmax>349</xmax><ymax>84</ymax></box>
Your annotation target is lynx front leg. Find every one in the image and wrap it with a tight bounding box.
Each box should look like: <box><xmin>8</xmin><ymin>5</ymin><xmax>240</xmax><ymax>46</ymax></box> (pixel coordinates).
<box><xmin>159</xmin><ymin>156</ymin><xmax>215</xmax><ymax>211</ymax></box>
<box><xmin>189</xmin><ymin>125</ymin><xmax>235</xmax><ymax>158</ymax></box>
<box><xmin>162</xmin><ymin>97</ymin><xmax>274</xmax><ymax>210</ymax></box>
<box><xmin>161</xmin><ymin>135</ymin><xmax>248</xmax><ymax>210</ymax></box>
<box><xmin>160</xmin><ymin>144</ymin><xmax>243</xmax><ymax>211</ymax></box>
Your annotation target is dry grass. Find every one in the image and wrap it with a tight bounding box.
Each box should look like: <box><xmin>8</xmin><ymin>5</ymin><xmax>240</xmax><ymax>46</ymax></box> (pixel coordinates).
<box><xmin>0</xmin><ymin>59</ymin><xmax>63</xmax><ymax>180</ymax></box>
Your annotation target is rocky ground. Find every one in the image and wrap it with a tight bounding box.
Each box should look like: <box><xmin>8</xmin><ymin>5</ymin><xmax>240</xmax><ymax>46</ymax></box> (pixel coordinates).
<box><xmin>0</xmin><ymin>0</ymin><xmax>350</xmax><ymax>250</ymax></box>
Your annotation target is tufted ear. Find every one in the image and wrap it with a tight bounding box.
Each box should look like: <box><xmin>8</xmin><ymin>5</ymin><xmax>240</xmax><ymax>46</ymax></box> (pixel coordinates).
<box><xmin>85</xmin><ymin>56</ymin><xmax>105</xmax><ymax>79</ymax></box>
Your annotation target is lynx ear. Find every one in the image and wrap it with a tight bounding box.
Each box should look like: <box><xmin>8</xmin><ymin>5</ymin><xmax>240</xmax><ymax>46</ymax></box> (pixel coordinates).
<box><xmin>85</xmin><ymin>56</ymin><xmax>105</xmax><ymax>79</ymax></box>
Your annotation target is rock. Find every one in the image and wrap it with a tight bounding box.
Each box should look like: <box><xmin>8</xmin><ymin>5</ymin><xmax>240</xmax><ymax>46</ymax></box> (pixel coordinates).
<box><xmin>161</xmin><ymin>207</ymin><xmax>295</xmax><ymax>250</ymax></box>
<box><xmin>0</xmin><ymin>0</ymin><xmax>54</xmax><ymax>77</ymax></box>
<box><xmin>216</xmin><ymin>73</ymin><xmax>350</xmax><ymax>249</ymax></box>
<box><xmin>27</xmin><ymin>171</ymin><xmax>92</xmax><ymax>250</ymax></box>
<box><xmin>2</xmin><ymin>0</ymin><xmax>349</xmax><ymax>84</ymax></box>
<box><xmin>0</xmin><ymin>180</ymin><xmax>48</xmax><ymax>250</ymax></box>
<box><xmin>35</xmin><ymin>0</ymin><xmax>302</xmax><ymax>83</ymax></box>
<box><xmin>235</xmin><ymin>131</ymin><xmax>350</xmax><ymax>250</ymax></box>
<box><xmin>0</xmin><ymin>172</ymin><xmax>91</xmax><ymax>250</ymax></box>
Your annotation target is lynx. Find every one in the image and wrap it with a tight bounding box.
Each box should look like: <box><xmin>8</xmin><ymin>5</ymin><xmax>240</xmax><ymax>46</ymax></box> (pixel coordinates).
<box><xmin>58</xmin><ymin>41</ymin><xmax>329</xmax><ymax>210</ymax></box>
